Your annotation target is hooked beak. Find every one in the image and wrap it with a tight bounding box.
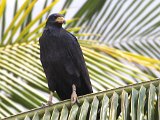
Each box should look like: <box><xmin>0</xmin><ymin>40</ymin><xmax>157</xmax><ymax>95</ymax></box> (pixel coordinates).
<box><xmin>55</xmin><ymin>17</ymin><xmax>66</xmax><ymax>24</ymax></box>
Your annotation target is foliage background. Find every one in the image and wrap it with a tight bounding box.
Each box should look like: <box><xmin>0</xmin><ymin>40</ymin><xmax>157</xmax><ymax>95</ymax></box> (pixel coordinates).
<box><xmin>0</xmin><ymin>0</ymin><xmax>160</xmax><ymax>118</ymax></box>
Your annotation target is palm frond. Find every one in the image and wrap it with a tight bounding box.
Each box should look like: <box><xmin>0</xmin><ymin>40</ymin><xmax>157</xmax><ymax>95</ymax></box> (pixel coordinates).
<box><xmin>67</xmin><ymin>0</ymin><xmax>160</xmax><ymax>77</ymax></box>
<box><xmin>2</xmin><ymin>79</ymin><xmax>159</xmax><ymax>120</ymax></box>
<box><xmin>0</xmin><ymin>39</ymin><xmax>157</xmax><ymax>117</ymax></box>
<box><xmin>1</xmin><ymin>0</ymin><xmax>59</xmax><ymax>46</ymax></box>
<box><xmin>1</xmin><ymin>0</ymin><xmax>160</xmax><ymax>118</ymax></box>
<box><xmin>85</xmin><ymin>44</ymin><xmax>160</xmax><ymax>70</ymax></box>
<box><xmin>0</xmin><ymin>0</ymin><xmax>6</xmax><ymax>18</ymax></box>
<box><xmin>71</xmin><ymin>0</ymin><xmax>160</xmax><ymax>43</ymax></box>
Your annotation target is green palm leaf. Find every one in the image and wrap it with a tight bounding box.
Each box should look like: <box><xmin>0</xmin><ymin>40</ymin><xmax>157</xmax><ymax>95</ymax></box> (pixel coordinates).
<box><xmin>0</xmin><ymin>0</ymin><xmax>160</xmax><ymax>118</ymax></box>
<box><xmin>68</xmin><ymin>0</ymin><xmax>160</xmax><ymax>78</ymax></box>
<box><xmin>2</xmin><ymin>79</ymin><xmax>159</xmax><ymax>120</ymax></box>
<box><xmin>0</xmin><ymin>0</ymin><xmax>6</xmax><ymax>18</ymax></box>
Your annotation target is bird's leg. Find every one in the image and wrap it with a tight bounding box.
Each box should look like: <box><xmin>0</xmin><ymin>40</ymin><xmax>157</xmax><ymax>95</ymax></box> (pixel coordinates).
<box><xmin>41</xmin><ymin>91</ymin><xmax>53</xmax><ymax>107</ymax></box>
<box><xmin>71</xmin><ymin>84</ymin><xmax>78</xmax><ymax>104</ymax></box>
<box><xmin>47</xmin><ymin>91</ymin><xmax>53</xmax><ymax>105</ymax></box>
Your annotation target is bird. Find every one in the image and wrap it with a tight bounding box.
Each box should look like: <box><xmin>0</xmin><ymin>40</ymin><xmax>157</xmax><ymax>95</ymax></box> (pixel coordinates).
<box><xmin>39</xmin><ymin>13</ymin><xmax>93</xmax><ymax>105</ymax></box>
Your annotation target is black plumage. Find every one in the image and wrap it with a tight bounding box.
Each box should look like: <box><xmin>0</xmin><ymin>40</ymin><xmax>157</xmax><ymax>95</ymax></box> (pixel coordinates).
<box><xmin>39</xmin><ymin>13</ymin><xmax>93</xmax><ymax>101</ymax></box>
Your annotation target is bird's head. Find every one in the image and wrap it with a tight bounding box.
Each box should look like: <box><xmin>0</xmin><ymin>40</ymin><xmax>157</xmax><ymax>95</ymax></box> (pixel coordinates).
<box><xmin>46</xmin><ymin>13</ymin><xmax>66</xmax><ymax>27</ymax></box>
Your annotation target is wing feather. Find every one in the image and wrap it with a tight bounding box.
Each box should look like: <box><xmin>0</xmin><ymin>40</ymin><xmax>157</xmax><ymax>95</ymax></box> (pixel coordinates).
<box><xmin>61</xmin><ymin>30</ymin><xmax>92</xmax><ymax>92</ymax></box>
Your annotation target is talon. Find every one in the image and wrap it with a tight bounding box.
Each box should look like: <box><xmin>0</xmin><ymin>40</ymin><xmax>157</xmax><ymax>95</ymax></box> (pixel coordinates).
<box><xmin>41</xmin><ymin>91</ymin><xmax>53</xmax><ymax>107</ymax></box>
<box><xmin>71</xmin><ymin>84</ymin><xmax>78</xmax><ymax>105</ymax></box>
<box><xmin>41</xmin><ymin>101</ymin><xmax>53</xmax><ymax>107</ymax></box>
<box><xmin>71</xmin><ymin>95</ymin><xmax>77</xmax><ymax>104</ymax></box>
<box><xmin>71</xmin><ymin>96</ymin><xmax>77</xmax><ymax>104</ymax></box>
<box><xmin>47</xmin><ymin>100</ymin><xmax>53</xmax><ymax>106</ymax></box>
<box><xmin>41</xmin><ymin>103</ymin><xmax>46</xmax><ymax>107</ymax></box>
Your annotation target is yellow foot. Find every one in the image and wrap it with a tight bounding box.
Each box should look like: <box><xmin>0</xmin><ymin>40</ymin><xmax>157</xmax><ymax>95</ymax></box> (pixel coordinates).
<box><xmin>71</xmin><ymin>91</ymin><xmax>78</xmax><ymax>105</ymax></box>
<box><xmin>41</xmin><ymin>101</ymin><xmax>53</xmax><ymax>107</ymax></box>
<box><xmin>47</xmin><ymin>100</ymin><xmax>53</xmax><ymax>106</ymax></box>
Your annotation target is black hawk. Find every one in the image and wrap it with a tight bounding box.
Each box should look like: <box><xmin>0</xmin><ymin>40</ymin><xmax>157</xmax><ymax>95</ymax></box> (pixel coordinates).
<box><xmin>39</xmin><ymin>13</ymin><xmax>93</xmax><ymax>104</ymax></box>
